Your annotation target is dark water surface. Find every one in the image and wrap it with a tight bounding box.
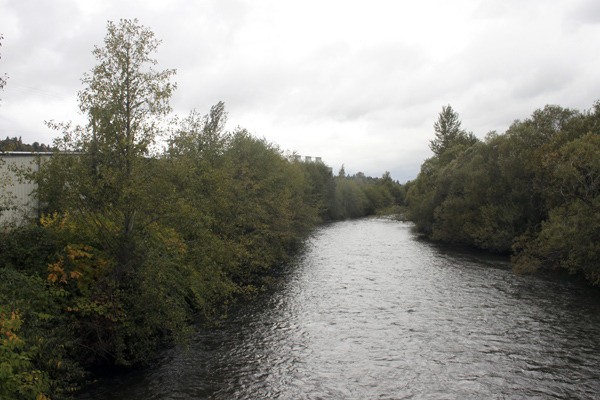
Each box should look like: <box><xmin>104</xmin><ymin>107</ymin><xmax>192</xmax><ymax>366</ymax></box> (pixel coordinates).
<box><xmin>81</xmin><ymin>218</ymin><xmax>600</xmax><ymax>399</ymax></box>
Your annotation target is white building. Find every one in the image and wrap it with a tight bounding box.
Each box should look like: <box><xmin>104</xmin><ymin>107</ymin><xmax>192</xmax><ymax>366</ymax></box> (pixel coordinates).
<box><xmin>0</xmin><ymin>152</ymin><xmax>52</xmax><ymax>226</ymax></box>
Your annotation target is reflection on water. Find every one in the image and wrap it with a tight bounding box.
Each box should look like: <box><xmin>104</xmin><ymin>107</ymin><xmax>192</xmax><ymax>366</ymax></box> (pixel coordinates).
<box><xmin>81</xmin><ymin>218</ymin><xmax>600</xmax><ymax>399</ymax></box>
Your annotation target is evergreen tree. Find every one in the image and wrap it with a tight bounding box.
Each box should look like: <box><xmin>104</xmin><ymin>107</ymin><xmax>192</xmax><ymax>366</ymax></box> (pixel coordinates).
<box><xmin>429</xmin><ymin>105</ymin><xmax>477</xmax><ymax>156</ymax></box>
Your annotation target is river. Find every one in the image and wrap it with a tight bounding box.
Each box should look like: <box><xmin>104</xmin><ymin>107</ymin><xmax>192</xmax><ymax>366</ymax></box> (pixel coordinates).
<box><xmin>80</xmin><ymin>218</ymin><xmax>600</xmax><ymax>399</ymax></box>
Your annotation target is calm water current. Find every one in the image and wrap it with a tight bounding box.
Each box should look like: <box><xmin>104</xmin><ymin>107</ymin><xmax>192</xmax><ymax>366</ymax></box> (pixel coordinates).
<box><xmin>81</xmin><ymin>218</ymin><xmax>600</xmax><ymax>399</ymax></box>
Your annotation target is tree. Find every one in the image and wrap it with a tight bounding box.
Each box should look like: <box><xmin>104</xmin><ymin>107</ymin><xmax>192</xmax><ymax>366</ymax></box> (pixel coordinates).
<box><xmin>513</xmin><ymin>132</ymin><xmax>600</xmax><ymax>283</ymax></box>
<box><xmin>297</xmin><ymin>160</ymin><xmax>336</xmax><ymax>220</ymax></box>
<box><xmin>168</xmin><ymin>101</ymin><xmax>229</xmax><ymax>164</ymax></box>
<box><xmin>430</xmin><ymin>105</ymin><xmax>462</xmax><ymax>155</ymax></box>
<box><xmin>218</xmin><ymin>130</ymin><xmax>319</xmax><ymax>281</ymax></box>
<box><xmin>47</xmin><ymin>18</ymin><xmax>176</xmax><ymax>271</ymax></box>
<box><xmin>410</xmin><ymin>100</ymin><xmax>600</xmax><ymax>285</ymax></box>
<box><xmin>35</xmin><ymin>20</ymin><xmax>184</xmax><ymax>367</ymax></box>
<box><xmin>79</xmin><ymin>20</ymin><xmax>176</xmax><ymax>154</ymax></box>
<box><xmin>429</xmin><ymin>105</ymin><xmax>477</xmax><ymax>156</ymax></box>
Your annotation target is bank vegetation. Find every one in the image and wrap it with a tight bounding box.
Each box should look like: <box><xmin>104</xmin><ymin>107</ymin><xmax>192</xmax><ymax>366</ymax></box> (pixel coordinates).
<box><xmin>406</xmin><ymin>102</ymin><xmax>600</xmax><ymax>285</ymax></box>
<box><xmin>0</xmin><ymin>20</ymin><xmax>403</xmax><ymax>399</ymax></box>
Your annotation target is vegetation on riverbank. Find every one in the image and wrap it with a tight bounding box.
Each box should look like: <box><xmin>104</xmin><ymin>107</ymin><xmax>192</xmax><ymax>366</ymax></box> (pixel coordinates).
<box><xmin>0</xmin><ymin>20</ymin><xmax>403</xmax><ymax>399</ymax></box>
<box><xmin>406</xmin><ymin>102</ymin><xmax>600</xmax><ymax>285</ymax></box>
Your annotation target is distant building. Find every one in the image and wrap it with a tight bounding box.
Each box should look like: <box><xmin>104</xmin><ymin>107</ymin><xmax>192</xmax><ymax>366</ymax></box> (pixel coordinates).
<box><xmin>293</xmin><ymin>155</ymin><xmax>323</xmax><ymax>164</ymax></box>
<box><xmin>0</xmin><ymin>152</ymin><xmax>52</xmax><ymax>227</ymax></box>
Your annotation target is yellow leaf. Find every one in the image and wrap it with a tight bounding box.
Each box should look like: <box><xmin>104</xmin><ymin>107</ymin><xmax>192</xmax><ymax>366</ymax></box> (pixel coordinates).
<box><xmin>70</xmin><ymin>270</ymin><xmax>83</xmax><ymax>280</ymax></box>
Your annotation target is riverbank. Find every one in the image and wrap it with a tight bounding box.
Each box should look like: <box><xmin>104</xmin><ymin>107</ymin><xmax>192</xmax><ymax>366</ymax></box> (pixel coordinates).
<box><xmin>405</xmin><ymin>101</ymin><xmax>600</xmax><ymax>286</ymax></box>
<box><xmin>1</xmin><ymin>152</ymin><xmax>403</xmax><ymax>400</ymax></box>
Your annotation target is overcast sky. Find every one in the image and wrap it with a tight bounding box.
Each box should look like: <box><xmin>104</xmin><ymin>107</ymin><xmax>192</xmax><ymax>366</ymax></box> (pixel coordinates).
<box><xmin>1</xmin><ymin>0</ymin><xmax>599</xmax><ymax>182</ymax></box>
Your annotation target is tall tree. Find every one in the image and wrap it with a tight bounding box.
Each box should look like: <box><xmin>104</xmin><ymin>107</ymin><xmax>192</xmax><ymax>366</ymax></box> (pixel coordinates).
<box><xmin>78</xmin><ymin>19</ymin><xmax>176</xmax><ymax>156</ymax></box>
<box><xmin>35</xmin><ymin>19</ymin><xmax>190</xmax><ymax>367</ymax></box>
<box><xmin>429</xmin><ymin>105</ymin><xmax>476</xmax><ymax>156</ymax></box>
<box><xmin>50</xmin><ymin>19</ymin><xmax>176</xmax><ymax>269</ymax></box>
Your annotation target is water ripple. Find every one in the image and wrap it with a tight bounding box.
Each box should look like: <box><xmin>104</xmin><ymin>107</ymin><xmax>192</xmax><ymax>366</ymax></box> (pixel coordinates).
<box><xmin>80</xmin><ymin>218</ymin><xmax>600</xmax><ymax>399</ymax></box>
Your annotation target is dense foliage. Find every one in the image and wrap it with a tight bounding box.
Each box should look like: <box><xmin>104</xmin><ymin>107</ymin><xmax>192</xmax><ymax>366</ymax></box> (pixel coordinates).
<box><xmin>0</xmin><ymin>137</ymin><xmax>53</xmax><ymax>152</ymax></box>
<box><xmin>0</xmin><ymin>20</ymin><xmax>402</xmax><ymax>399</ymax></box>
<box><xmin>406</xmin><ymin>102</ymin><xmax>600</xmax><ymax>283</ymax></box>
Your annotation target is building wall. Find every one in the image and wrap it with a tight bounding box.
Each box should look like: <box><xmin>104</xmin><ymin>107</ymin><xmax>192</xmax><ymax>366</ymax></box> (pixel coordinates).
<box><xmin>0</xmin><ymin>153</ymin><xmax>51</xmax><ymax>226</ymax></box>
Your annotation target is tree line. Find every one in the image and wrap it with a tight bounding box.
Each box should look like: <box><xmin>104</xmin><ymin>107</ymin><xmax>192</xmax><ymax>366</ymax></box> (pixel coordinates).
<box><xmin>406</xmin><ymin>103</ymin><xmax>600</xmax><ymax>284</ymax></box>
<box><xmin>0</xmin><ymin>20</ymin><xmax>403</xmax><ymax>399</ymax></box>
<box><xmin>0</xmin><ymin>137</ymin><xmax>53</xmax><ymax>152</ymax></box>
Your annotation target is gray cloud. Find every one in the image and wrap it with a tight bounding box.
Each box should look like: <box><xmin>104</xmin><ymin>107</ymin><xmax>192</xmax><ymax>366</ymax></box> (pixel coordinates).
<box><xmin>1</xmin><ymin>0</ymin><xmax>600</xmax><ymax>183</ymax></box>
<box><xmin>511</xmin><ymin>64</ymin><xmax>575</xmax><ymax>100</ymax></box>
<box><xmin>569</xmin><ymin>0</ymin><xmax>600</xmax><ymax>25</ymax></box>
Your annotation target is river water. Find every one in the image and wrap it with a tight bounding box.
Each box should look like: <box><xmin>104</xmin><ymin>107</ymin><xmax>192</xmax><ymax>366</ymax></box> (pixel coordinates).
<box><xmin>81</xmin><ymin>218</ymin><xmax>600</xmax><ymax>399</ymax></box>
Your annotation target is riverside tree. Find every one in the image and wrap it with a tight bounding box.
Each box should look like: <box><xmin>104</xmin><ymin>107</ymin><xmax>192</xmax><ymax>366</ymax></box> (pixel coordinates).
<box><xmin>429</xmin><ymin>105</ymin><xmax>463</xmax><ymax>155</ymax></box>
<box><xmin>44</xmin><ymin>19</ymin><xmax>176</xmax><ymax>273</ymax></box>
<box><xmin>36</xmin><ymin>19</ymin><xmax>187</xmax><ymax>369</ymax></box>
<box><xmin>76</xmin><ymin>18</ymin><xmax>175</xmax><ymax>267</ymax></box>
<box><xmin>429</xmin><ymin>105</ymin><xmax>477</xmax><ymax>158</ymax></box>
<box><xmin>407</xmin><ymin>101</ymin><xmax>600</xmax><ymax>285</ymax></box>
